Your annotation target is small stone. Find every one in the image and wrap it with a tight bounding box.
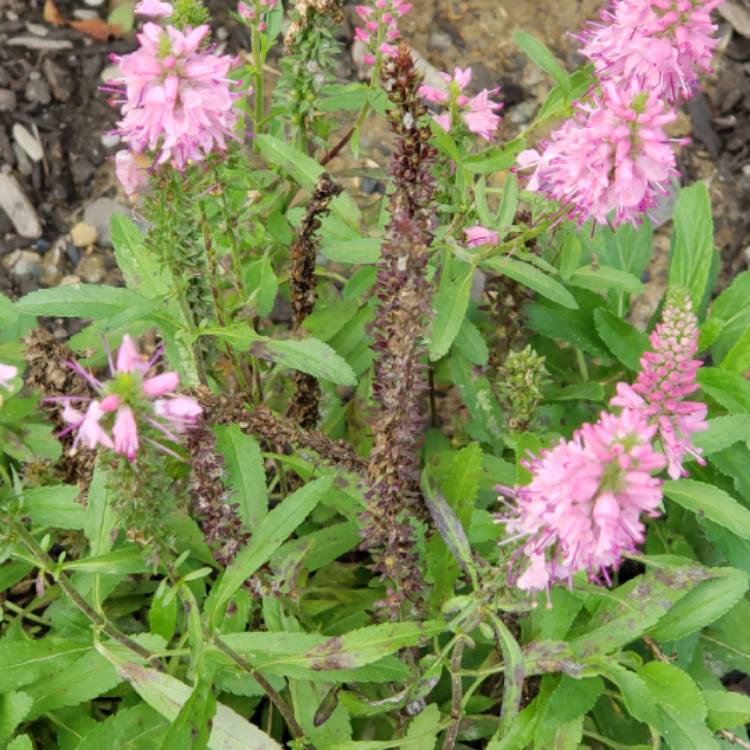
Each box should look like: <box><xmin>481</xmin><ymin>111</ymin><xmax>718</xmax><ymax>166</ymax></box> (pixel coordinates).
<box><xmin>26</xmin><ymin>22</ymin><xmax>48</xmax><ymax>36</ymax></box>
<box><xmin>71</xmin><ymin>222</ymin><xmax>98</xmax><ymax>248</ymax></box>
<box><xmin>40</xmin><ymin>240</ymin><xmax>64</xmax><ymax>287</ymax></box>
<box><xmin>12</xmin><ymin>123</ymin><xmax>44</xmax><ymax>162</ymax></box>
<box><xmin>83</xmin><ymin>198</ymin><xmax>131</xmax><ymax>247</ymax></box>
<box><xmin>12</xmin><ymin>144</ymin><xmax>33</xmax><ymax>177</ymax></box>
<box><xmin>101</xmin><ymin>132</ymin><xmax>121</xmax><ymax>149</ymax></box>
<box><xmin>742</xmin><ymin>164</ymin><xmax>750</xmax><ymax>178</ymax></box>
<box><xmin>70</xmin><ymin>157</ymin><xmax>95</xmax><ymax>185</ymax></box>
<box><xmin>0</xmin><ymin>89</ymin><xmax>16</xmax><ymax>112</ymax></box>
<box><xmin>83</xmin><ymin>0</ymin><xmax>106</xmax><ymax>5</ymax></box>
<box><xmin>0</xmin><ymin>174</ymin><xmax>42</xmax><ymax>238</ymax></box>
<box><xmin>7</xmin><ymin>37</ymin><xmax>73</xmax><ymax>51</ymax></box>
<box><xmin>76</xmin><ymin>254</ymin><xmax>106</xmax><ymax>283</ymax></box>
<box><xmin>24</xmin><ymin>76</ymin><xmax>51</xmax><ymax>106</ymax></box>
<box><xmin>3</xmin><ymin>249</ymin><xmax>42</xmax><ymax>278</ymax></box>
<box><xmin>73</xmin><ymin>9</ymin><xmax>100</xmax><ymax>20</ymax></box>
<box><xmin>60</xmin><ymin>275</ymin><xmax>81</xmax><ymax>286</ymax></box>
<box><xmin>508</xmin><ymin>100</ymin><xmax>537</xmax><ymax>125</ymax></box>
<box><xmin>42</xmin><ymin>59</ymin><xmax>74</xmax><ymax>102</ymax></box>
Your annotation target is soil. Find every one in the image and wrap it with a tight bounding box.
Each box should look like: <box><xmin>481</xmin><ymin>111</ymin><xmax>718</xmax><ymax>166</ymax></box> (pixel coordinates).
<box><xmin>1</xmin><ymin>0</ymin><xmax>749</xmax><ymax>309</ymax></box>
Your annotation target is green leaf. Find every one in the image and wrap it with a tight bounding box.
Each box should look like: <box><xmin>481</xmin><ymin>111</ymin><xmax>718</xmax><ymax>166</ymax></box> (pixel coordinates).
<box><xmin>497</xmin><ymin>174</ymin><xmax>520</xmax><ymax>236</ymax></box>
<box><xmin>150</xmin><ymin>586</ymin><xmax>179</xmax><ymax>643</ymax></box>
<box><xmin>321</xmin><ymin>238</ymin><xmax>381</xmax><ymax>265</ymax></box>
<box><xmin>160</xmin><ymin>673</ymin><xmax>216</xmax><ymax>750</ymax></box>
<box><xmin>720</xmin><ymin>327</ymin><xmax>750</xmax><ymax>374</ymax></box>
<box><xmin>544</xmin><ymin>676</ymin><xmax>604</xmax><ymax>726</ymax></box>
<box><xmin>114</xmin><ymin>661</ymin><xmax>282</xmax><ymax>750</ymax></box>
<box><xmin>702</xmin><ymin>270</ymin><xmax>750</xmax><ymax>359</ymax></box>
<box><xmin>251</xmin><ymin>337</ymin><xmax>356</xmax><ymax>386</ymax></box>
<box><xmin>111</xmin><ymin>214</ymin><xmax>171</xmax><ymax>298</ymax></box>
<box><xmin>76</xmin><ymin>704</ymin><xmax>167</xmax><ymax>750</ymax></box>
<box><xmin>0</xmin><ymin>691</ymin><xmax>32</xmax><ymax>743</ymax></box>
<box><xmin>559</xmin><ymin>234</ymin><xmax>582</xmax><ymax>282</ymax></box>
<box><xmin>669</xmin><ymin>183</ymin><xmax>715</xmax><ymax>309</ymax></box>
<box><xmin>303</xmin><ymin>299</ymin><xmax>360</xmax><ymax>342</ymax></box>
<box><xmin>430</xmin><ymin>257</ymin><xmax>474</xmax><ymax>361</ymax></box>
<box><xmin>215</xmin><ymin>425</ymin><xmax>267</xmax><ymax>530</ymax></box>
<box><xmin>704</xmin><ymin>689</ymin><xmax>750</xmax><ymax>731</ymax></box>
<box><xmin>514</xmin><ymin>30</ymin><xmax>569</xmax><ymax>89</ymax></box>
<box><xmin>693</xmin><ymin>416</ymin><xmax>750</xmax><ymax>456</ymax></box>
<box><xmin>492</xmin><ymin>616</ymin><xmax>525</xmax><ymax>741</ymax></box>
<box><xmin>16</xmin><ymin>284</ymin><xmax>149</xmax><ymax>320</ymax></box>
<box><xmin>62</xmin><ymin>547</ymin><xmax>149</xmax><ymax>575</ymax></box>
<box><xmin>405</xmin><ymin>704</ymin><xmax>440</xmax><ymax>750</ymax></box>
<box><xmin>593</xmin><ymin>309</ymin><xmax>649</xmax><ymax>371</ymax></box>
<box><xmin>483</xmin><ymin>256</ymin><xmax>577</xmax><ymax>309</ymax></box>
<box><xmin>527</xmin><ymin>301</ymin><xmax>609</xmax><ymax>359</ymax></box>
<box><xmin>271</xmin><ymin>521</ymin><xmax>360</xmax><ymax>572</ymax></box>
<box><xmin>303</xmin><ymin>621</ymin><xmax>445</xmax><ymax>670</ymax></box>
<box><xmin>0</xmin><ymin>639</ymin><xmax>90</xmax><ymax>692</ymax></box>
<box><xmin>570</xmin><ymin>265</ymin><xmax>644</xmax><ymax>296</ymax></box>
<box><xmin>453</xmin><ymin>319</ymin><xmax>489</xmax><ymax>366</ymax></box>
<box><xmin>639</xmin><ymin>662</ymin><xmax>707</xmax><ymax>723</ymax></box>
<box><xmin>245</xmin><ymin>256</ymin><xmax>278</xmax><ymax>318</ymax></box>
<box><xmin>698</xmin><ymin>368</ymin><xmax>750</xmax><ymax>413</ymax></box>
<box><xmin>84</xmin><ymin>462</ymin><xmax>116</xmax><ymax>556</ymax></box>
<box><xmin>209</xmin><ymin>477</ymin><xmax>332</xmax><ymax>623</ymax></box>
<box><xmin>21</xmin><ymin>485</ymin><xmax>85</xmax><ymax>529</ymax></box>
<box><xmin>463</xmin><ymin>138</ymin><xmax>526</xmax><ymax>175</ymax></box>
<box><xmin>569</xmin><ymin>565</ymin><xmax>710</xmax><ymax>658</ymax></box>
<box><xmin>648</xmin><ymin>566</ymin><xmax>749</xmax><ymax>642</ymax></box>
<box><xmin>664</xmin><ymin>479</ymin><xmax>750</xmax><ymax>541</ymax></box>
<box><xmin>256</xmin><ymin>134</ymin><xmax>323</xmax><ymax>190</ymax></box>
<box><xmin>7</xmin><ymin>736</ymin><xmax>33</xmax><ymax>750</ymax></box>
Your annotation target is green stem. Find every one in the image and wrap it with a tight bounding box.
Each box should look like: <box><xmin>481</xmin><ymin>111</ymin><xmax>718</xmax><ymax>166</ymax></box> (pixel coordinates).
<box><xmin>251</xmin><ymin>2</ymin><xmax>264</xmax><ymax>145</ymax></box>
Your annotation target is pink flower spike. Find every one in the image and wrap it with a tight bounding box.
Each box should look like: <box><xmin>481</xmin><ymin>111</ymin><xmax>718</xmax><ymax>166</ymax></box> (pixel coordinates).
<box><xmin>238</xmin><ymin>1</ymin><xmax>255</xmax><ymax>18</ymax></box>
<box><xmin>100</xmin><ymin>394</ymin><xmax>122</xmax><ymax>413</ymax></box>
<box><xmin>143</xmin><ymin>372</ymin><xmax>180</xmax><ymax>397</ymax></box>
<box><xmin>433</xmin><ymin>112</ymin><xmax>452</xmax><ymax>132</ymax></box>
<box><xmin>116</xmin><ymin>335</ymin><xmax>147</xmax><ymax>374</ymax></box>
<box><xmin>113</xmin><ymin>406</ymin><xmax>140</xmax><ymax>461</ymax></box>
<box><xmin>134</xmin><ymin>0</ymin><xmax>173</xmax><ymax>17</ymax></box>
<box><xmin>453</xmin><ymin>67</ymin><xmax>472</xmax><ymax>89</ymax></box>
<box><xmin>0</xmin><ymin>363</ymin><xmax>17</xmax><ymax>389</ymax></box>
<box><xmin>465</xmin><ymin>225</ymin><xmax>499</xmax><ymax>248</ymax></box>
<box><xmin>462</xmin><ymin>89</ymin><xmax>503</xmax><ymax>141</ymax></box>
<box><xmin>418</xmin><ymin>85</ymin><xmax>449</xmax><ymax>104</ymax></box>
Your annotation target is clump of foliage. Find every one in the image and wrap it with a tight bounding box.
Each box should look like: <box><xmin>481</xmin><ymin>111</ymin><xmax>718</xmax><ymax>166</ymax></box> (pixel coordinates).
<box><xmin>1</xmin><ymin>1</ymin><xmax>750</xmax><ymax>749</ymax></box>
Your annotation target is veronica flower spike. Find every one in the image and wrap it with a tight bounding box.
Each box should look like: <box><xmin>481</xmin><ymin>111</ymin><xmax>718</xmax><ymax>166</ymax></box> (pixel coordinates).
<box><xmin>56</xmin><ymin>335</ymin><xmax>202</xmax><ymax>461</ymax></box>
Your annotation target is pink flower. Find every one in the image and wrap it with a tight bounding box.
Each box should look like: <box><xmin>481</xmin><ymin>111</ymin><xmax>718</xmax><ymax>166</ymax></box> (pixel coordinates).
<box><xmin>110</xmin><ymin>23</ymin><xmax>239</xmax><ymax>171</ymax></box>
<box><xmin>135</xmin><ymin>0</ymin><xmax>173</xmax><ymax>17</ymax></box>
<box><xmin>462</xmin><ymin>89</ymin><xmax>503</xmax><ymax>141</ymax></box>
<box><xmin>419</xmin><ymin>66</ymin><xmax>502</xmax><ymax>141</ymax></box>
<box><xmin>611</xmin><ymin>289</ymin><xmax>707</xmax><ymax>479</ymax></box>
<box><xmin>54</xmin><ymin>335</ymin><xmax>201</xmax><ymax>461</ymax></box>
<box><xmin>238</xmin><ymin>1</ymin><xmax>255</xmax><ymax>18</ymax></box>
<box><xmin>113</xmin><ymin>406</ymin><xmax>139</xmax><ymax>460</ymax></box>
<box><xmin>500</xmin><ymin>408</ymin><xmax>666</xmax><ymax>592</ymax></box>
<box><xmin>0</xmin><ymin>363</ymin><xmax>18</xmax><ymax>389</ymax></box>
<box><xmin>580</xmin><ymin>0</ymin><xmax>724</xmax><ymax>104</ymax></box>
<box><xmin>115</xmin><ymin>150</ymin><xmax>147</xmax><ymax>197</ymax></box>
<box><xmin>354</xmin><ymin>0</ymin><xmax>412</xmax><ymax>65</ymax></box>
<box><xmin>516</xmin><ymin>84</ymin><xmax>682</xmax><ymax>226</ymax></box>
<box><xmin>465</xmin><ymin>225</ymin><xmax>499</xmax><ymax>247</ymax></box>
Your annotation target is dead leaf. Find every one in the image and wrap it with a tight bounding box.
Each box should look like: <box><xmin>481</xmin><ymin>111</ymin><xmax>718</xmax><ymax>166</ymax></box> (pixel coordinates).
<box><xmin>43</xmin><ymin>0</ymin><xmax>65</xmax><ymax>26</ymax></box>
<box><xmin>68</xmin><ymin>18</ymin><xmax>124</xmax><ymax>42</ymax></box>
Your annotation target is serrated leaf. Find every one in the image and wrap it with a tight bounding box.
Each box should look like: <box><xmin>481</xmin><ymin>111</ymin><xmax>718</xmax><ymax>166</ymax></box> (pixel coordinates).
<box><xmin>720</xmin><ymin>327</ymin><xmax>750</xmax><ymax>374</ymax></box>
<box><xmin>84</xmin><ymin>462</ymin><xmax>115</xmax><ymax>556</ymax></box>
<box><xmin>544</xmin><ymin>676</ymin><xmax>603</xmax><ymax>726</ymax></box>
<box><xmin>62</xmin><ymin>547</ymin><xmax>149</xmax><ymax>574</ymax></box>
<box><xmin>463</xmin><ymin>138</ymin><xmax>526</xmax><ymax>174</ymax></box>
<box><xmin>405</xmin><ymin>704</ymin><xmax>440</xmax><ymax>750</ymax></box>
<box><xmin>251</xmin><ymin>337</ymin><xmax>356</xmax><ymax>386</ymax></box>
<box><xmin>669</xmin><ymin>183</ymin><xmax>715</xmax><ymax>309</ymax></box>
<box><xmin>593</xmin><ymin>309</ymin><xmax>649</xmax><ymax>371</ymax></box>
<box><xmin>570</xmin><ymin>265</ymin><xmax>644</xmax><ymax>296</ymax></box>
<box><xmin>208</xmin><ymin>477</ymin><xmax>332</xmax><ymax>623</ymax></box>
<box><xmin>215</xmin><ymin>425</ymin><xmax>267</xmax><ymax>530</ymax></box>
<box><xmin>648</xmin><ymin>566</ymin><xmax>749</xmax><ymax>642</ymax></box>
<box><xmin>16</xmin><ymin>284</ymin><xmax>149</xmax><ymax>320</ymax></box>
<box><xmin>0</xmin><ymin>692</ymin><xmax>32</xmax><ymax>742</ymax></box>
<box><xmin>693</xmin><ymin>416</ymin><xmax>750</xmax><ymax>455</ymax></box>
<box><xmin>639</xmin><ymin>662</ymin><xmax>706</xmax><ymax>723</ymax></box>
<box><xmin>111</xmin><ymin>214</ymin><xmax>171</xmax><ymax>298</ymax></box>
<box><xmin>430</xmin><ymin>257</ymin><xmax>474</xmax><ymax>361</ymax></box>
<box><xmin>321</xmin><ymin>238</ymin><xmax>381</xmax><ymax>264</ymax></box>
<box><xmin>422</xmin><ymin>476</ymin><xmax>474</xmax><ymax>575</ymax></box>
<box><xmin>698</xmin><ymin>368</ymin><xmax>750</xmax><ymax>413</ymax></box>
<box><xmin>76</xmin><ymin>704</ymin><xmax>167</xmax><ymax>750</ymax></box>
<box><xmin>483</xmin><ymin>256</ymin><xmax>577</xmax><ymax>309</ymax></box>
<box><xmin>256</xmin><ymin>134</ymin><xmax>323</xmax><ymax>190</ymax></box>
<box><xmin>664</xmin><ymin>480</ymin><xmax>750</xmax><ymax>541</ymax></box>
<box><xmin>7</xmin><ymin>736</ymin><xmax>33</xmax><ymax>750</ymax></box>
<box><xmin>0</xmin><ymin>639</ymin><xmax>90</xmax><ymax>693</ymax></box>
<box><xmin>21</xmin><ymin>485</ymin><xmax>85</xmax><ymax>529</ymax></box>
<box><xmin>704</xmin><ymin>689</ymin><xmax>750</xmax><ymax>731</ymax></box>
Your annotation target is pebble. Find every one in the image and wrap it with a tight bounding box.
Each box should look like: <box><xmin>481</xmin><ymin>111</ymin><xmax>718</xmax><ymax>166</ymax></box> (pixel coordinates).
<box><xmin>73</xmin><ymin>9</ymin><xmax>100</xmax><ymax>20</ymax></box>
<box><xmin>0</xmin><ymin>89</ymin><xmax>17</xmax><ymax>112</ymax></box>
<box><xmin>76</xmin><ymin>254</ymin><xmax>106</xmax><ymax>283</ymax></box>
<box><xmin>60</xmin><ymin>275</ymin><xmax>81</xmax><ymax>286</ymax></box>
<box><xmin>12</xmin><ymin>123</ymin><xmax>44</xmax><ymax>162</ymax></box>
<box><xmin>3</xmin><ymin>249</ymin><xmax>42</xmax><ymax>278</ymax></box>
<box><xmin>83</xmin><ymin>198</ymin><xmax>130</xmax><ymax>247</ymax></box>
<box><xmin>41</xmin><ymin>241</ymin><xmax>64</xmax><ymax>287</ymax></box>
<box><xmin>101</xmin><ymin>133</ymin><xmax>121</xmax><ymax>149</ymax></box>
<box><xmin>83</xmin><ymin>0</ymin><xmax>106</xmax><ymax>5</ymax></box>
<box><xmin>7</xmin><ymin>37</ymin><xmax>73</xmax><ymax>51</ymax></box>
<box><xmin>42</xmin><ymin>59</ymin><xmax>74</xmax><ymax>103</ymax></box>
<box><xmin>26</xmin><ymin>22</ymin><xmax>48</xmax><ymax>36</ymax></box>
<box><xmin>12</xmin><ymin>144</ymin><xmax>33</xmax><ymax>177</ymax></box>
<box><xmin>100</xmin><ymin>64</ymin><xmax>122</xmax><ymax>83</ymax></box>
<box><xmin>0</xmin><ymin>173</ymin><xmax>43</xmax><ymax>239</ymax></box>
<box><xmin>71</xmin><ymin>222</ymin><xmax>99</xmax><ymax>248</ymax></box>
<box><xmin>24</xmin><ymin>75</ymin><xmax>52</xmax><ymax>106</ymax></box>
<box><xmin>507</xmin><ymin>100</ymin><xmax>537</xmax><ymax>125</ymax></box>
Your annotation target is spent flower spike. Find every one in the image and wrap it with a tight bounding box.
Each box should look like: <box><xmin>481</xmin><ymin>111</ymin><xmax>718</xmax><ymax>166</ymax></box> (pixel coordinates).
<box><xmin>55</xmin><ymin>335</ymin><xmax>202</xmax><ymax>461</ymax></box>
<box><xmin>500</xmin><ymin>408</ymin><xmax>666</xmax><ymax>593</ymax></box>
<box><xmin>516</xmin><ymin>84</ymin><xmax>682</xmax><ymax>226</ymax></box>
<box><xmin>109</xmin><ymin>21</ymin><xmax>240</xmax><ymax>173</ymax></box>
<box><xmin>580</xmin><ymin>0</ymin><xmax>725</xmax><ymax>104</ymax></box>
<box><xmin>611</xmin><ymin>289</ymin><xmax>707</xmax><ymax>479</ymax></box>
